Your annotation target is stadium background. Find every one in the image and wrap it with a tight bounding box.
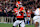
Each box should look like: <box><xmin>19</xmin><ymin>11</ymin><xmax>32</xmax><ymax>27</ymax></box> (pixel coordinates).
<box><xmin>0</xmin><ymin>0</ymin><xmax>40</xmax><ymax>27</ymax></box>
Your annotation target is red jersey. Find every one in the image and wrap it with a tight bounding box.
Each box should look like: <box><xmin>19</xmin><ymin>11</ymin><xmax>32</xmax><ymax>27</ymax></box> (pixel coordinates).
<box><xmin>26</xmin><ymin>10</ymin><xmax>32</xmax><ymax>17</ymax></box>
<box><xmin>14</xmin><ymin>7</ymin><xmax>24</xmax><ymax>18</ymax></box>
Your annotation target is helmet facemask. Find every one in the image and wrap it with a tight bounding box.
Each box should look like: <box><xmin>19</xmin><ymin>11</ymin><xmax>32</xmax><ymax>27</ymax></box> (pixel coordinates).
<box><xmin>16</xmin><ymin>1</ymin><xmax>22</xmax><ymax>7</ymax></box>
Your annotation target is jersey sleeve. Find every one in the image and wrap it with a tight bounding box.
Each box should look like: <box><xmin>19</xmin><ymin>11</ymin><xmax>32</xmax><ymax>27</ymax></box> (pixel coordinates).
<box><xmin>34</xmin><ymin>8</ymin><xmax>39</xmax><ymax>15</ymax></box>
<box><xmin>13</xmin><ymin>8</ymin><xmax>17</xmax><ymax>12</ymax></box>
<box><xmin>20</xmin><ymin>7</ymin><xmax>25</xmax><ymax>11</ymax></box>
<box><xmin>13</xmin><ymin>8</ymin><xmax>15</xmax><ymax>11</ymax></box>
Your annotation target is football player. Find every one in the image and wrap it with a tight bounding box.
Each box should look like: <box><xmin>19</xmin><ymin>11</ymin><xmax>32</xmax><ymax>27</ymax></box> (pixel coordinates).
<box><xmin>13</xmin><ymin>1</ymin><xmax>26</xmax><ymax>27</ymax></box>
<box><xmin>33</xmin><ymin>6</ymin><xmax>40</xmax><ymax>27</ymax></box>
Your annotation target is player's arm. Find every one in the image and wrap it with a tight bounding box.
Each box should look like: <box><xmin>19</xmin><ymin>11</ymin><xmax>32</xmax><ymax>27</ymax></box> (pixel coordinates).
<box><xmin>22</xmin><ymin>9</ymin><xmax>26</xmax><ymax>13</ymax></box>
<box><xmin>34</xmin><ymin>9</ymin><xmax>39</xmax><ymax>15</ymax></box>
<box><xmin>22</xmin><ymin>7</ymin><xmax>26</xmax><ymax>13</ymax></box>
<box><xmin>12</xmin><ymin>9</ymin><xmax>16</xmax><ymax>15</ymax></box>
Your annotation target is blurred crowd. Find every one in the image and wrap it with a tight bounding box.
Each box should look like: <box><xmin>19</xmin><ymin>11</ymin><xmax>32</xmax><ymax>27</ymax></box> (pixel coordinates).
<box><xmin>0</xmin><ymin>0</ymin><xmax>40</xmax><ymax>17</ymax></box>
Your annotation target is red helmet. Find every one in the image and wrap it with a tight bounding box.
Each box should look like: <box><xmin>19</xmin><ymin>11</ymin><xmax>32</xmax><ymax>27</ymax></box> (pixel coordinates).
<box><xmin>16</xmin><ymin>1</ymin><xmax>22</xmax><ymax>7</ymax></box>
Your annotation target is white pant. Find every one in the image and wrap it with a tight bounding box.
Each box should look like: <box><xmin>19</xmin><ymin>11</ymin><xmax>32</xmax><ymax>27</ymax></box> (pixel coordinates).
<box><xmin>13</xmin><ymin>20</ymin><xmax>25</xmax><ymax>27</ymax></box>
<box><xmin>33</xmin><ymin>16</ymin><xmax>40</xmax><ymax>27</ymax></box>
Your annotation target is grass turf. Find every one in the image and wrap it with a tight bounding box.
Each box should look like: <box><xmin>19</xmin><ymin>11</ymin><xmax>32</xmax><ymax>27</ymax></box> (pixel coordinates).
<box><xmin>0</xmin><ymin>23</ymin><xmax>35</xmax><ymax>27</ymax></box>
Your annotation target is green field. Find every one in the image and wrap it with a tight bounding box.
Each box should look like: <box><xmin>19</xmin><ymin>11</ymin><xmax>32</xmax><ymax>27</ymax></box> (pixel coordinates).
<box><xmin>0</xmin><ymin>23</ymin><xmax>35</xmax><ymax>27</ymax></box>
